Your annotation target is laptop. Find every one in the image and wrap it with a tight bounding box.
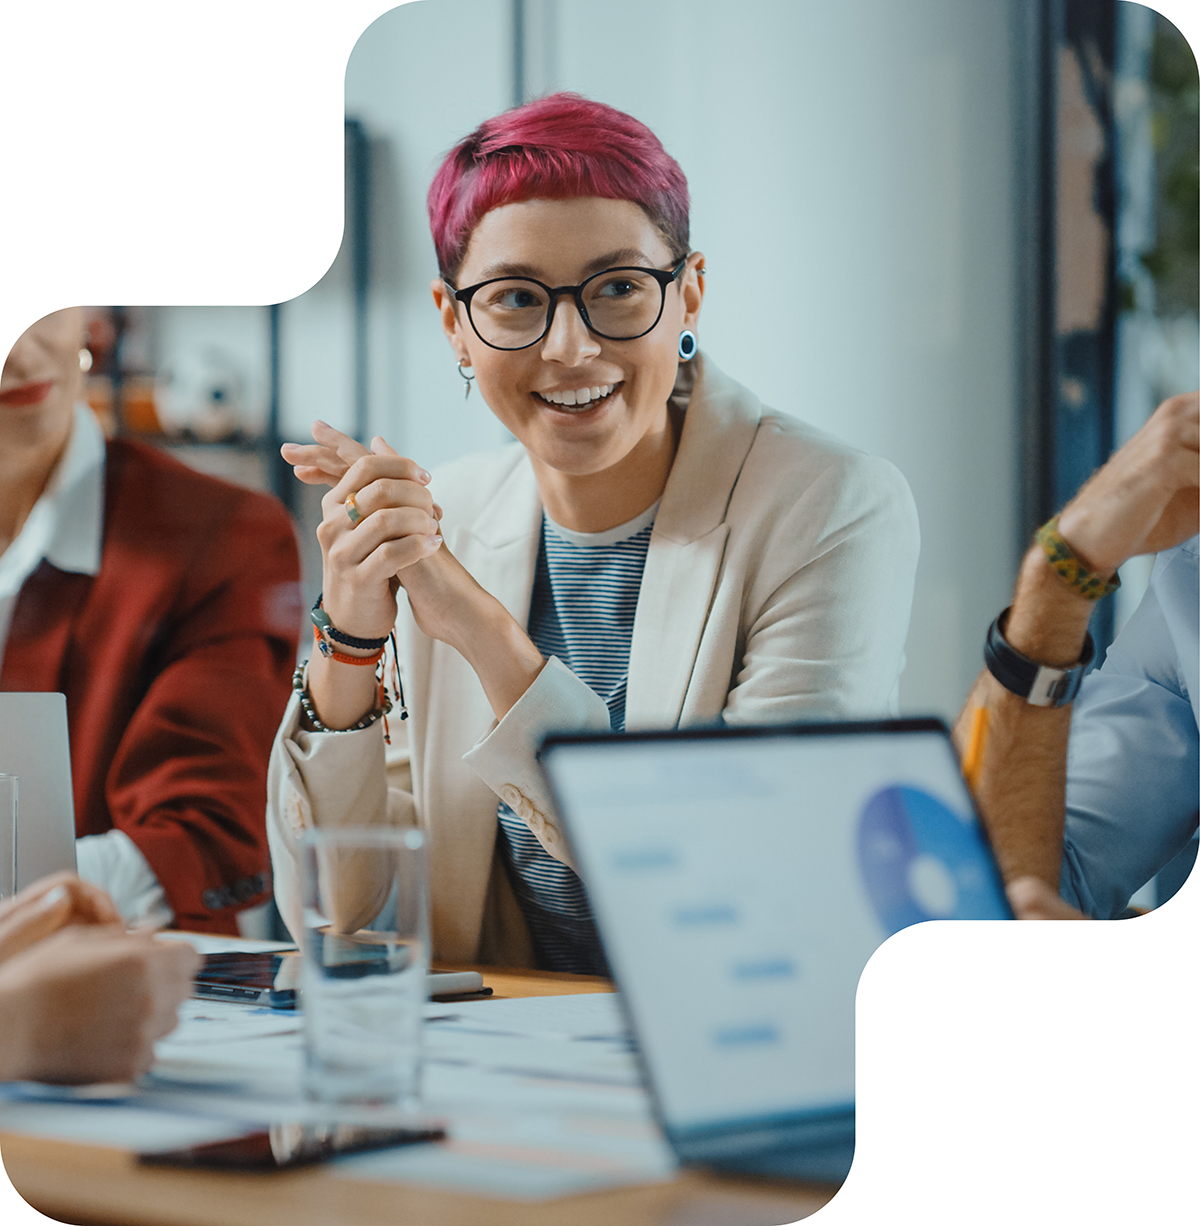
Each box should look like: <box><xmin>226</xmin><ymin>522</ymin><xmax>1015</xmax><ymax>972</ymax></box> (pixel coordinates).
<box><xmin>539</xmin><ymin>718</ymin><xmax>1013</xmax><ymax>1186</ymax></box>
<box><xmin>0</xmin><ymin>693</ymin><xmax>78</xmax><ymax>890</ymax></box>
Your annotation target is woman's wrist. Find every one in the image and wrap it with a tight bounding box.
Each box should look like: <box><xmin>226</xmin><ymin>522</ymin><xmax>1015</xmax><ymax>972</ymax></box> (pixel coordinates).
<box><xmin>451</xmin><ymin>598</ymin><xmax>546</xmax><ymax>721</ymax></box>
<box><xmin>305</xmin><ymin>649</ymin><xmax>383</xmax><ymax>731</ymax></box>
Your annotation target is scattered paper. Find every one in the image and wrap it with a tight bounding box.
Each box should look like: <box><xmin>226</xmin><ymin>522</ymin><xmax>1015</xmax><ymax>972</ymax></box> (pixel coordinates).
<box><xmin>157</xmin><ymin>932</ymin><xmax>296</xmax><ymax>955</ymax></box>
<box><xmin>1</xmin><ymin>956</ymin><xmax>674</xmax><ymax>1201</ymax></box>
<box><xmin>427</xmin><ymin>992</ymin><xmax>629</xmax><ymax>1041</ymax></box>
<box><xmin>0</xmin><ymin>1094</ymin><xmax>247</xmax><ymax>1153</ymax></box>
<box><xmin>167</xmin><ymin>997</ymin><xmax>302</xmax><ymax>1045</ymax></box>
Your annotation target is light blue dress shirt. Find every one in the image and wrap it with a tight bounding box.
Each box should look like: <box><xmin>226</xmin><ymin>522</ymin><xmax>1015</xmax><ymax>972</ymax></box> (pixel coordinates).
<box><xmin>1060</xmin><ymin>537</ymin><xmax>1199</xmax><ymax>917</ymax></box>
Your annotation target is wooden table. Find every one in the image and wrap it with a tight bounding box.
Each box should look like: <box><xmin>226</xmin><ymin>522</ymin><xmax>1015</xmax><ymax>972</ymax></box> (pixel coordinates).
<box><xmin>1</xmin><ymin>968</ymin><xmax>836</xmax><ymax>1226</ymax></box>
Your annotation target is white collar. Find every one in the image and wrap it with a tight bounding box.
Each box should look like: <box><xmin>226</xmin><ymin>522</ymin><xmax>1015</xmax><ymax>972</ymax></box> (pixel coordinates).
<box><xmin>544</xmin><ymin>500</ymin><xmax>660</xmax><ymax>548</ymax></box>
<box><xmin>0</xmin><ymin>404</ymin><xmax>105</xmax><ymax>599</ymax></box>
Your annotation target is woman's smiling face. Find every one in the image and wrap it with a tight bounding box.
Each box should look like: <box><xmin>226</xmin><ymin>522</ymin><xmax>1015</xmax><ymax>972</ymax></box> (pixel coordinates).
<box><xmin>434</xmin><ymin>197</ymin><xmax>703</xmax><ymax>482</ymax></box>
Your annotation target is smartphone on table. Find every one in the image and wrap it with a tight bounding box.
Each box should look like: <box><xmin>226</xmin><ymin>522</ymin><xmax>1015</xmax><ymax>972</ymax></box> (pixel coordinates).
<box><xmin>192</xmin><ymin>951</ymin><xmax>488</xmax><ymax>1007</ymax></box>
<box><xmin>140</xmin><ymin>1119</ymin><xmax>446</xmax><ymax>1170</ymax></box>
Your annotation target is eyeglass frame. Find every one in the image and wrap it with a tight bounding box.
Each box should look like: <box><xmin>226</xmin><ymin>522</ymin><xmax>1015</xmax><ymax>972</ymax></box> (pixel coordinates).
<box><xmin>443</xmin><ymin>256</ymin><xmax>691</xmax><ymax>352</ymax></box>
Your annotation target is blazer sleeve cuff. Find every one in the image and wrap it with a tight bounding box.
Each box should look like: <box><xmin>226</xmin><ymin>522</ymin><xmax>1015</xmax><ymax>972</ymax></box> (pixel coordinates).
<box><xmin>462</xmin><ymin>656</ymin><xmax>610</xmax><ymax>867</ymax></box>
<box><xmin>267</xmin><ymin>689</ymin><xmax>410</xmax><ymax>941</ymax></box>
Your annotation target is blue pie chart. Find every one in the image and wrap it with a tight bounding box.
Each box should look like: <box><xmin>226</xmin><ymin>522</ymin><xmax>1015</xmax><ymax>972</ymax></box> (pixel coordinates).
<box><xmin>856</xmin><ymin>785</ymin><xmax>1008</xmax><ymax>935</ymax></box>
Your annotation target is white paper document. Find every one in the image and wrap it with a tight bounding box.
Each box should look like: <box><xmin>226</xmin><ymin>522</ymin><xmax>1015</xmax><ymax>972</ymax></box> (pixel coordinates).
<box><xmin>0</xmin><ymin>991</ymin><xmax>676</xmax><ymax>1201</ymax></box>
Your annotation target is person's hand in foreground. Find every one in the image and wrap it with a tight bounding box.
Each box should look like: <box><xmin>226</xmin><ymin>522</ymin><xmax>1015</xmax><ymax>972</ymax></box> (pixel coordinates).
<box><xmin>0</xmin><ymin>871</ymin><xmax>123</xmax><ymax>963</ymax></box>
<box><xmin>0</xmin><ymin>876</ymin><xmax>199</xmax><ymax>1083</ymax></box>
<box><xmin>1006</xmin><ymin>876</ymin><xmax>1089</xmax><ymax>920</ymax></box>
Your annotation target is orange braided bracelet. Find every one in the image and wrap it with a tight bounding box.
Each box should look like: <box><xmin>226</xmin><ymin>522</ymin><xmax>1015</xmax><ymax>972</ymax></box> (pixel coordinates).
<box><xmin>311</xmin><ymin>624</ymin><xmax>384</xmax><ymax>666</ymax></box>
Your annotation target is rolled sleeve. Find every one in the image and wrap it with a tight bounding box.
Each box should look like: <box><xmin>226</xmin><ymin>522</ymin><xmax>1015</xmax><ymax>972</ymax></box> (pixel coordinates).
<box><xmin>462</xmin><ymin>656</ymin><xmax>611</xmax><ymax>867</ymax></box>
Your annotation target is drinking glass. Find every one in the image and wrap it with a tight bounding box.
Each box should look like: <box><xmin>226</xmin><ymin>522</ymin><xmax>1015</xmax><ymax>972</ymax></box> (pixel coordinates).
<box><xmin>300</xmin><ymin>828</ymin><xmax>429</xmax><ymax>1108</ymax></box>
<box><xmin>0</xmin><ymin>775</ymin><xmax>16</xmax><ymax>900</ymax></box>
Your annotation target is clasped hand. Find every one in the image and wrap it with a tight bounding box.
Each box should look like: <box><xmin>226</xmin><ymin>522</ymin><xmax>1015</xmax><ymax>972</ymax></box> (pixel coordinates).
<box><xmin>282</xmin><ymin>421</ymin><xmax>480</xmax><ymax>649</ymax></box>
<box><xmin>283</xmin><ymin>422</ymin><xmax>546</xmax><ymax>726</ymax></box>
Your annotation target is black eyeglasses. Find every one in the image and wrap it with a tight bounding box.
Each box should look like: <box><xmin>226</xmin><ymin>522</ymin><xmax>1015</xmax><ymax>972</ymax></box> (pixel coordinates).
<box><xmin>444</xmin><ymin>257</ymin><xmax>689</xmax><ymax>351</ymax></box>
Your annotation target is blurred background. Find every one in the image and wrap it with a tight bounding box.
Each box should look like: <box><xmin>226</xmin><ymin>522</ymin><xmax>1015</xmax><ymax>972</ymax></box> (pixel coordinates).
<box><xmin>76</xmin><ymin>0</ymin><xmax>1196</xmax><ymax>722</ymax></box>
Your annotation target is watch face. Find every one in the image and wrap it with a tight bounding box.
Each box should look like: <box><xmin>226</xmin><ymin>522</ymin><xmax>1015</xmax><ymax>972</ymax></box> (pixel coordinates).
<box><xmin>856</xmin><ymin>785</ymin><xmax>1004</xmax><ymax>935</ymax></box>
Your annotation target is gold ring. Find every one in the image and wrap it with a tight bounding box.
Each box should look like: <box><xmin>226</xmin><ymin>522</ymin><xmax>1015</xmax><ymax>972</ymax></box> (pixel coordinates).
<box><xmin>344</xmin><ymin>493</ymin><xmax>362</xmax><ymax>526</ymax></box>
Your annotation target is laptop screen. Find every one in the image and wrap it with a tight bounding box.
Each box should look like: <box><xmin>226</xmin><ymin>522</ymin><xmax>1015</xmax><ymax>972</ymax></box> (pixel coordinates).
<box><xmin>541</xmin><ymin>720</ymin><xmax>1011</xmax><ymax>1136</ymax></box>
<box><xmin>0</xmin><ymin>692</ymin><xmax>78</xmax><ymax>890</ymax></box>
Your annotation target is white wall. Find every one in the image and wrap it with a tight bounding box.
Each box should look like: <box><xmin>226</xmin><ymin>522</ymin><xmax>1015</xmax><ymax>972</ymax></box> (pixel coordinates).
<box><xmin>544</xmin><ymin>0</ymin><xmax>1023</xmax><ymax>718</ymax></box>
<box><xmin>331</xmin><ymin>0</ymin><xmax>1026</xmax><ymax>719</ymax></box>
<box><xmin>344</xmin><ymin>0</ymin><xmax>516</xmax><ymax>465</ymax></box>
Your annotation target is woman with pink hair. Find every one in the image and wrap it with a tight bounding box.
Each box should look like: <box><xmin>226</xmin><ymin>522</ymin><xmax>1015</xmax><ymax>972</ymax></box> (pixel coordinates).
<box><xmin>268</xmin><ymin>94</ymin><xmax>919</xmax><ymax>971</ymax></box>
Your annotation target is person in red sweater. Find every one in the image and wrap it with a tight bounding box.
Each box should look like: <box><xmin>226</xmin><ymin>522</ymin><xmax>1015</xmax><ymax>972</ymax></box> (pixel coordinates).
<box><xmin>0</xmin><ymin>308</ymin><xmax>301</xmax><ymax>934</ymax></box>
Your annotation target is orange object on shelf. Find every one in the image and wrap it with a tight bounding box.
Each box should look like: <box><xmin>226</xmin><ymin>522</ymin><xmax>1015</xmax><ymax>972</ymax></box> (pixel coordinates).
<box><xmin>83</xmin><ymin>373</ymin><xmax>162</xmax><ymax>435</ymax></box>
<box><xmin>122</xmin><ymin>376</ymin><xmax>162</xmax><ymax>434</ymax></box>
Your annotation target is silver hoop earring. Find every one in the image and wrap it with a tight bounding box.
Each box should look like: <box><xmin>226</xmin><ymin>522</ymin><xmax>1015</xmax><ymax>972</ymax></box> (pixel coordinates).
<box><xmin>678</xmin><ymin>330</ymin><xmax>697</xmax><ymax>361</ymax></box>
<box><xmin>457</xmin><ymin>358</ymin><xmax>475</xmax><ymax>400</ymax></box>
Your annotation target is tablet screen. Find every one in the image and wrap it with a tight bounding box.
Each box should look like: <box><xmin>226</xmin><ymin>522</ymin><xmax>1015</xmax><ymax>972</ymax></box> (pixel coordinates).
<box><xmin>542</xmin><ymin>723</ymin><xmax>1010</xmax><ymax>1133</ymax></box>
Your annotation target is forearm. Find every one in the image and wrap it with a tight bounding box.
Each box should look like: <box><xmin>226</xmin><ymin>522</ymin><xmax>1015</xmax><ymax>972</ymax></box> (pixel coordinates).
<box><xmin>955</xmin><ymin>547</ymin><xmax>1100</xmax><ymax>885</ymax></box>
<box><xmin>311</xmin><ymin>546</ymin><xmax>546</xmax><ymax>729</ymax></box>
<box><xmin>307</xmin><ymin>643</ymin><xmax>386</xmax><ymax>729</ymax></box>
<box><xmin>446</xmin><ymin>600</ymin><xmax>547</xmax><ymax>722</ymax></box>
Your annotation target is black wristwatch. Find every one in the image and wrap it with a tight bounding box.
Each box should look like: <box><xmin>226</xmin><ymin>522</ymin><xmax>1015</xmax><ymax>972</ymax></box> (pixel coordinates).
<box><xmin>983</xmin><ymin>607</ymin><xmax>1094</xmax><ymax>707</ymax></box>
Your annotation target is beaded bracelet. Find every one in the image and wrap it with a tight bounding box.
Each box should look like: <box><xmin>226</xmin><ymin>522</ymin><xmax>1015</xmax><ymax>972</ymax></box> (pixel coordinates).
<box><xmin>1036</xmin><ymin>516</ymin><xmax>1121</xmax><ymax>601</ymax></box>
<box><xmin>292</xmin><ymin>662</ymin><xmax>390</xmax><ymax>733</ymax></box>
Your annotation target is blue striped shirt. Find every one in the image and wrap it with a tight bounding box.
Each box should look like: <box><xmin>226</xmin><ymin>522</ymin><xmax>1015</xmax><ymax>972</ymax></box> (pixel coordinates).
<box><xmin>496</xmin><ymin>503</ymin><xmax>657</xmax><ymax>974</ymax></box>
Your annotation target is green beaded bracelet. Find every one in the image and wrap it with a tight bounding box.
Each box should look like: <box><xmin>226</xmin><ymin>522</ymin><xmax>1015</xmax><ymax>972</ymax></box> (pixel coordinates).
<box><xmin>1036</xmin><ymin>516</ymin><xmax>1121</xmax><ymax>601</ymax></box>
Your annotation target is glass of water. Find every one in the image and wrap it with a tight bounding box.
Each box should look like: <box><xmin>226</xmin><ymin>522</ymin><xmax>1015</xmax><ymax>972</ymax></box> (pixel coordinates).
<box><xmin>300</xmin><ymin>827</ymin><xmax>429</xmax><ymax>1108</ymax></box>
<box><xmin>0</xmin><ymin>775</ymin><xmax>16</xmax><ymax>900</ymax></box>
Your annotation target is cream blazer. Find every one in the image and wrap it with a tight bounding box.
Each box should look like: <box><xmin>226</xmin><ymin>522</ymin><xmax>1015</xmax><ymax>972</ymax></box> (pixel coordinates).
<box><xmin>267</xmin><ymin>356</ymin><xmax>920</xmax><ymax>965</ymax></box>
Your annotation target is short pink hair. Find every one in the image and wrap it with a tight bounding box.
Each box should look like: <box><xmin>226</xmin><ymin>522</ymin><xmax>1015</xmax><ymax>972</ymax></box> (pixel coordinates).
<box><xmin>427</xmin><ymin>93</ymin><xmax>690</xmax><ymax>279</ymax></box>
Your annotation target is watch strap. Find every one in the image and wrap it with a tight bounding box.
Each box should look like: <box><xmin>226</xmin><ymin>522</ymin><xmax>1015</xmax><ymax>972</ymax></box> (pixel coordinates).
<box><xmin>984</xmin><ymin>607</ymin><xmax>1094</xmax><ymax>707</ymax></box>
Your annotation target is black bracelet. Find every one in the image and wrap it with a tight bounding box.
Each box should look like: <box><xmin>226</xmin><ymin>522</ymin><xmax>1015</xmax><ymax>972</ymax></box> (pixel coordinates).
<box><xmin>311</xmin><ymin>594</ymin><xmax>390</xmax><ymax>651</ymax></box>
<box><xmin>292</xmin><ymin>664</ymin><xmax>390</xmax><ymax>734</ymax></box>
<box><xmin>983</xmin><ymin>608</ymin><xmax>1094</xmax><ymax>708</ymax></box>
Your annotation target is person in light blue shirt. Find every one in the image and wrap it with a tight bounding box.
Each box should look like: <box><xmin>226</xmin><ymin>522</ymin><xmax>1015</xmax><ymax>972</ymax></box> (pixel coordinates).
<box><xmin>955</xmin><ymin>391</ymin><xmax>1198</xmax><ymax>919</ymax></box>
<box><xmin>1060</xmin><ymin>538</ymin><xmax>1198</xmax><ymax>917</ymax></box>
